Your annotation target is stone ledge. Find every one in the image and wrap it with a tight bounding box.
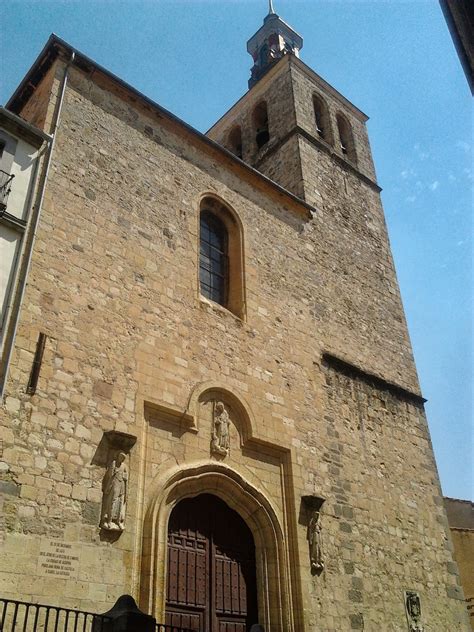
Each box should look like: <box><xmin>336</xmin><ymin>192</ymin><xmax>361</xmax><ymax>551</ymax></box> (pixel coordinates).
<box><xmin>255</xmin><ymin>126</ymin><xmax>382</xmax><ymax>193</ymax></box>
<box><xmin>322</xmin><ymin>352</ymin><xmax>426</xmax><ymax>406</ymax></box>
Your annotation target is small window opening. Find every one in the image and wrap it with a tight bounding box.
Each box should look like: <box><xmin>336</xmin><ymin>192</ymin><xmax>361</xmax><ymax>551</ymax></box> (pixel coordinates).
<box><xmin>336</xmin><ymin>114</ymin><xmax>357</xmax><ymax>164</ymax></box>
<box><xmin>313</xmin><ymin>94</ymin><xmax>332</xmax><ymax>145</ymax></box>
<box><xmin>253</xmin><ymin>102</ymin><xmax>270</xmax><ymax>150</ymax></box>
<box><xmin>228</xmin><ymin>126</ymin><xmax>243</xmax><ymax>159</ymax></box>
<box><xmin>200</xmin><ymin>210</ymin><xmax>229</xmax><ymax>307</ymax></box>
<box><xmin>259</xmin><ymin>44</ymin><xmax>269</xmax><ymax>68</ymax></box>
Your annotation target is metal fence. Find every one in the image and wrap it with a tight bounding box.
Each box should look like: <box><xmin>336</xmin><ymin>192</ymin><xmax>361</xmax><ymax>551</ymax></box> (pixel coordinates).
<box><xmin>156</xmin><ymin>625</ymin><xmax>196</xmax><ymax>632</ymax></box>
<box><xmin>0</xmin><ymin>598</ymin><xmax>196</xmax><ymax>632</ymax></box>
<box><xmin>0</xmin><ymin>598</ymin><xmax>111</xmax><ymax>632</ymax></box>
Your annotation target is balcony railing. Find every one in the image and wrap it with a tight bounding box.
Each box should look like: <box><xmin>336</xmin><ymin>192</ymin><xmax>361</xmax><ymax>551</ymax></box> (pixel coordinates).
<box><xmin>0</xmin><ymin>169</ymin><xmax>14</xmax><ymax>214</ymax></box>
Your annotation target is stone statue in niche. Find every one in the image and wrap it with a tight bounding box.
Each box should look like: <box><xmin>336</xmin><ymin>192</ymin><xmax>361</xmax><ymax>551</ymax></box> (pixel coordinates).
<box><xmin>101</xmin><ymin>451</ymin><xmax>128</xmax><ymax>531</ymax></box>
<box><xmin>308</xmin><ymin>510</ymin><xmax>324</xmax><ymax>573</ymax></box>
<box><xmin>405</xmin><ymin>591</ymin><xmax>424</xmax><ymax>632</ymax></box>
<box><xmin>211</xmin><ymin>401</ymin><xmax>230</xmax><ymax>457</ymax></box>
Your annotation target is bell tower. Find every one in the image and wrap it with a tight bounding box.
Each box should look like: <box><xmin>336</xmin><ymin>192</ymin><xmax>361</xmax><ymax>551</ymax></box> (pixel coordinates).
<box><xmin>247</xmin><ymin>0</ymin><xmax>303</xmax><ymax>87</ymax></box>
<box><xmin>207</xmin><ymin>4</ymin><xmax>420</xmax><ymax>394</ymax></box>
<box><xmin>208</xmin><ymin>2</ymin><xmax>378</xmax><ymax>210</ymax></box>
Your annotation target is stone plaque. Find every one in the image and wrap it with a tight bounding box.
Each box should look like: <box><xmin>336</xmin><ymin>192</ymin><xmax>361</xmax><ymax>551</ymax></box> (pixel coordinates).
<box><xmin>37</xmin><ymin>540</ymin><xmax>80</xmax><ymax>579</ymax></box>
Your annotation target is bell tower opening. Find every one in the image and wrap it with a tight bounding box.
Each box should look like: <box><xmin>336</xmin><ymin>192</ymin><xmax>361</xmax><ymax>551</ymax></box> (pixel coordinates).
<box><xmin>165</xmin><ymin>494</ymin><xmax>259</xmax><ymax>632</ymax></box>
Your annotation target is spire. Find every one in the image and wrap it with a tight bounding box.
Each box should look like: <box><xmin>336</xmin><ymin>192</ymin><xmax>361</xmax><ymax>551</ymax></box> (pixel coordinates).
<box><xmin>247</xmin><ymin>4</ymin><xmax>303</xmax><ymax>87</ymax></box>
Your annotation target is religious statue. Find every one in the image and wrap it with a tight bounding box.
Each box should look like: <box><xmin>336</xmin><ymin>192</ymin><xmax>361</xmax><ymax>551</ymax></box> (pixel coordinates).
<box><xmin>405</xmin><ymin>591</ymin><xmax>424</xmax><ymax>632</ymax></box>
<box><xmin>308</xmin><ymin>510</ymin><xmax>324</xmax><ymax>573</ymax></box>
<box><xmin>211</xmin><ymin>401</ymin><xmax>230</xmax><ymax>457</ymax></box>
<box><xmin>101</xmin><ymin>451</ymin><xmax>128</xmax><ymax>531</ymax></box>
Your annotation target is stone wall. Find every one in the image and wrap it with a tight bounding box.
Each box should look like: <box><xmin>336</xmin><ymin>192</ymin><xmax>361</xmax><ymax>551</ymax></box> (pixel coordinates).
<box><xmin>0</xmin><ymin>53</ymin><xmax>470</xmax><ymax>630</ymax></box>
<box><xmin>297</xmin><ymin>357</ymin><xmax>467</xmax><ymax>630</ymax></box>
<box><xmin>209</xmin><ymin>55</ymin><xmax>420</xmax><ymax>393</ymax></box>
<box><xmin>445</xmin><ymin>498</ymin><xmax>474</xmax><ymax>630</ymax></box>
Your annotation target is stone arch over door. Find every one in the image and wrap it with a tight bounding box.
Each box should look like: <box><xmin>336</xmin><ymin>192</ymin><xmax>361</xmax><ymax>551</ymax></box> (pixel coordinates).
<box><xmin>140</xmin><ymin>463</ymin><xmax>294</xmax><ymax>632</ymax></box>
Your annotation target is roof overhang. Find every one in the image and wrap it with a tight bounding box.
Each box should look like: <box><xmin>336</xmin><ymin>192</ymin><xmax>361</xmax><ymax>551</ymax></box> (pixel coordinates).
<box><xmin>0</xmin><ymin>106</ymin><xmax>52</xmax><ymax>147</ymax></box>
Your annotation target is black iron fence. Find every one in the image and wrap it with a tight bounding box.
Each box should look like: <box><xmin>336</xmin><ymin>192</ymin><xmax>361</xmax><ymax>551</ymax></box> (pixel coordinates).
<box><xmin>156</xmin><ymin>625</ymin><xmax>195</xmax><ymax>632</ymax></box>
<box><xmin>0</xmin><ymin>169</ymin><xmax>14</xmax><ymax>213</ymax></box>
<box><xmin>0</xmin><ymin>598</ymin><xmax>111</xmax><ymax>632</ymax></box>
<box><xmin>0</xmin><ymin>597</ymin><xmax>195</xmax><ymax>632</ymax></box>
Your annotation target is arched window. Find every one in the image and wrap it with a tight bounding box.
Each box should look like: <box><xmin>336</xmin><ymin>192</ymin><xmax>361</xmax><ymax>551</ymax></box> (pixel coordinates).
<box><xmin>200</xmin><ymin>211</ymin><xmax>228</xmax><ymax>306</ymax></box>
<box><xmin>313</xmin><ymin>94</ymin><xmax>332</xmax><ymax>145</ymax></box>
<box><xmin>336</xmin><ymin>113</ymin><xmax>357</xmax><ymax>164</ymax></box>
<box><xmin>199</xmin><ymin>197</ymin><xmax>245</xmax><ymax>318</ymax></box>
<box><xmin>253</xmin><ymin>101</ymin><xmax>270</xmax><ymax>150</ymax></box>
<box><xmin>228</xmin><ymin>126</ymin><xmax>243</xmax><ymax>159</ymax></box>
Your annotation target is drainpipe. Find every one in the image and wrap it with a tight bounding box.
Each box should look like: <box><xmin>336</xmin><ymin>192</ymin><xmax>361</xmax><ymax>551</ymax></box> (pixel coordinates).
<box><xmin>0</xmin><ymin>51</ymin><xmax>75</xmax><ymax>399</ymax></box>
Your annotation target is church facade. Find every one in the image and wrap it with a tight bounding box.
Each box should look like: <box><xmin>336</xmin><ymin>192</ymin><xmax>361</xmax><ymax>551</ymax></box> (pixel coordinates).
<box><xmin>0</xmin><ymin>6</ymin><xmax>470</xmax><ymax>632</ymax></box>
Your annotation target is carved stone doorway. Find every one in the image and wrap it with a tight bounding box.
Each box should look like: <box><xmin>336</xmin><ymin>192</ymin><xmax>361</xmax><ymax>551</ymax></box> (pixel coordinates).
<box><xmin>165</xmin><ymin>494</ymin><xmax>258</xmax><ymax>631</ymax></box>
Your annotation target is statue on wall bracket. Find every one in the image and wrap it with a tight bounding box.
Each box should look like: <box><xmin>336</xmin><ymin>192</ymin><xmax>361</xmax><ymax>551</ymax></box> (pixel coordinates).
<box><xmin>101</xmin><ymin>451</ymin><xmax>128</xmax><ymax>531</ymax></box>
<box><xmin>302</xmin><ymin>495</ymin><xmax>325</xmax><ymax>575</ymax></box>
<box><xmin>404</xmin><ymin>591</ymin><xmax>424</xmax><ymax>632</ymax></box>
<box><xmin>97</xmin><ymin>431</ymin><xmax>136</xmax><ymax>533</ymax></box>
<box><xmin>211</xmin><ymin>401</ymin><xmax>230</xmax><ymax>457</ymax></box>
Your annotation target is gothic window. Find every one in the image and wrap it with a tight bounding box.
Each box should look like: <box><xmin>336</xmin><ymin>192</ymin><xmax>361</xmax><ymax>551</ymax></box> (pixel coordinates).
<box><xmin>228</xmin><ymin>126</ymin><xmax>243</xmax><ymax>159</ymax></box>
<box><xmin>199</xmin><ymin>196</ymin><xmax>245</xmax><ymax>318</ymax></box>
<box><xmin>313</xmin><ymin>94</ymin><xmax>332</xmax><ymax>145</ymax></box>
<box><xmin>336</xmin><ymin>113</ymin><xmax>357</xmax><ymax>164</ymax></box>
<box><xmin>253</xmin><ymin>101</ymin><xmax>270</xmax><ymax>150</ymax></box>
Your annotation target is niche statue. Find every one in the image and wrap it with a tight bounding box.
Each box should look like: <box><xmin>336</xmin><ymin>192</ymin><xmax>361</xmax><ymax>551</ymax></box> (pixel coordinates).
<box><xmin>211</xmin><ymin>401</ymin><xmax>230</xmax><ymax>457</ymax></box>
<box><xmin>101</xmin><ymin>451</ymin><xmax>128</xmax><ymax>531</ymax></box>
<box><xmin>308</xmin><ymin>510</ymin><xmax>324</xmax><ymax>573</ymax></box>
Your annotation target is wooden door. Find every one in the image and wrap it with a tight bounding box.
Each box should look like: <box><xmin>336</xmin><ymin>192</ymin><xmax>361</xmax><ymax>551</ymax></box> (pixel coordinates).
<box><xmin>165</xmin><ymin>494</ymin><xmax>258</xmax><ymax>632</ymax></box>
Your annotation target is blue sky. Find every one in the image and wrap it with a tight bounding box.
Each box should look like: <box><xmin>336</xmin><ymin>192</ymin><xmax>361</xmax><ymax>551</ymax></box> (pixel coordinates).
<box><xmin>1</xmin><ymin>1</ymin><xmax>472</xmax><ymax>499</ymax></box>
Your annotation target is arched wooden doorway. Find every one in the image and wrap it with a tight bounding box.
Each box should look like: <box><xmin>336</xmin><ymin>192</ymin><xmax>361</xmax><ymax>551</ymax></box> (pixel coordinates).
<box><xmin>165</xmin><ymin>494</ymin><xmax>258</xmax><ymax>631</ymax></box>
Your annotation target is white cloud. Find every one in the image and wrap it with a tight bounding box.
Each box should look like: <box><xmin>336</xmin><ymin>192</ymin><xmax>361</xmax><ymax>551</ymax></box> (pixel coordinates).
<box><xmin>401</xmin><ymin>168</ymin><xmax>416</xmax><ymax>180</ymax></box>
<box><xmin>413</xmin><ymin>143</ymin><xmax>430</xmax><ymax>160</ymax></box>
<box><xmin>456</xmin><ymin>140</ymin><xmax>471</xmax><ymax>154</ymax></box>
<box><xmin>429</xmin><ymin>181</ymin><xmax>440</xmax><ymax>191</ymax></box>
<box><xmin>405</xmin><ymin>195</ymin><xmax>416</xmax><ymax>203</ymax></box>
